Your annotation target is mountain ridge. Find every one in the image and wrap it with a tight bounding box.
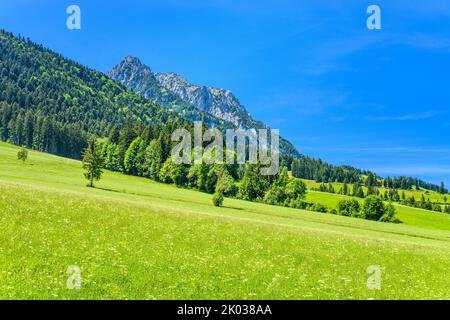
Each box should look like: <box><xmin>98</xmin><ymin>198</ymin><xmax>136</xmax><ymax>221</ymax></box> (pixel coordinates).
<box><xmin>107</xmin><ymin>56</ymin><xmax>301</xmax><ymax>157</ymax></box>
<box><xmin>154</xmin><ymin>71</ymin><xmax>253</xmax><ymax>128</ymax></box>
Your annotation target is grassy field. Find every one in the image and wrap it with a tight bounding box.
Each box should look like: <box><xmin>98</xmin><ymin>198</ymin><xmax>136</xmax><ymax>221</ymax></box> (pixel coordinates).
<box><xmin>300</xmin><ymin>178</ymin><xmax>448</xmax><ymax>204</ymax></box>
<box><xmin>0</xmin><ymin>142</ymin><xmax>449</xmax><ymax>299</ymax></box>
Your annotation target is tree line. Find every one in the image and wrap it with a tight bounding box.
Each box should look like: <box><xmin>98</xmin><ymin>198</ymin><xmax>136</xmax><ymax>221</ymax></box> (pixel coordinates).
<box><xmin>311</xmin><ymin>179</ymin><xmax>449</xmax><ymax>214</ymax></box>
<box><xmin>79</xmin><ymin>121</ymin><xmax>399</xmax><ymax>223</ymax></box>
<box><xmin>1</xmin><ymin>102</ymin><xmax>87</xmax><ymax>158</ymax></box>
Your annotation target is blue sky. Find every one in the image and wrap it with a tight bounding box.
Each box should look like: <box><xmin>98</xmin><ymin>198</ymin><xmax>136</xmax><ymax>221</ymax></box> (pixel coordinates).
<box><xmin>1</xmin><ymin>0</ymin><xmax>450</xmax><ymax>186</ymax></box>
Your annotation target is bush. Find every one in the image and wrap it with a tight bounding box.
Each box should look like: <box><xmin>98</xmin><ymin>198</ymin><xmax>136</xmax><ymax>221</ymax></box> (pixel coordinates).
<box><xmin>379</xmin><ymin>203</ymin><xmax>400</xmax><ymax>223</ymax></box>
<box><xmin>309</xmin><ymin>203</ymin><xmax>328</xmax><ymax>213</ymax></box>
<box><xmin>285</xmin><ymin>179</ymin><xmax>307</xmax><ymax>200</ymax></box>
<box><xmin>337</xmin><ymin>199</ymin><xmax>360</xmax><ymax>217</ymax></box>
<box><xmin>288</xmin><ymin>198</ymin><xmax>309</xmax><ymax>209</ymax></box>
<box><xmin>432</xmin><ymin>203</ymin><xmax>443</xmax><ymax>213</ymax></box>
<box><xmin>361</xmin><ymin>196</ymin><xmax>386</xmax><ymax>221</ymax></box>
<box><xmin>263</xmin><ymin>187</ymin><xmax>285</xmax><ymax>205</ymax></box>
<box><xmin>212</xmin><ymin>192</ymin><xmax>224</xmax><ymax>207</ymax></box>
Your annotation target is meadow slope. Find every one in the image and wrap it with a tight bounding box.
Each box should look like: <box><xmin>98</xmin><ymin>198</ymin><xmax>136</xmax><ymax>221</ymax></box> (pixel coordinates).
<box><xmin>0</xmin><ymin>142</ymin><xmax>449</xmax><ymax>299</ymax></box>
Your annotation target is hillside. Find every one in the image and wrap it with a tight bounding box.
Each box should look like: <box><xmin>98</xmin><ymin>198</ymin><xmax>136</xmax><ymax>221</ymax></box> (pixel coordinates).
<box><xmin>1</xmin><ymin>29</ymin><xmax>445</xmax><ymax>193</ymax></box>
<box><xmin>0</xmin><ymin>30</ymin><xmax>188</xmax><ymax>159</ymax></box>
<box><xmin>0</xmin><ymin>142</ymin><xmax>449</xmax><ymax>299</ymax></box>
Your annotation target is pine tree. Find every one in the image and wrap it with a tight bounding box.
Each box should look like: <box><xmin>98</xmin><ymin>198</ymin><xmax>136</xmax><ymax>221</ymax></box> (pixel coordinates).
<box><xmin>342</xmin><ymin>183</ymin><xmax>348</xmax><ymax>195</ymax></box>
<box><xmin>109</xmin><ymin>127</ymin><xmax>120</xmax><ymax>144</ymax></box>
<box><xmin>82</xmin><ymin>137</ymin><xmax>104</xmax><ymax>187</ymax></box>
<box><xmin>23</xmin><ymin>111</ymin><xmax>34</xmax><ymax>148</ymax></box>
<box><xmin>439</xmin><ymin>182</ymin><xmax>446</xmax><ymax>194</ymax></box>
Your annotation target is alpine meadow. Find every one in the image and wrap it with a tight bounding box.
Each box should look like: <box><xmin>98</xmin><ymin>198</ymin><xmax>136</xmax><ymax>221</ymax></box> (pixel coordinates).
<box><xmin>1</xmin><ymin>1</ymin><xmax>450</xmax><ymax>302</ymax></box>
<box><xmin>1</xmin><ymin>142</ymin><xmax>450</xmax><ymax>299</ymax></box>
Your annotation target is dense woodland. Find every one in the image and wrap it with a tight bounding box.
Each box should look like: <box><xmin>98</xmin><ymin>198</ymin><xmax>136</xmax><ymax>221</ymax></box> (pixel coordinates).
<box><xmin>0</xmin><ymin>29</ymin><xmax>447</xmax><ymax>219</ymax></box>
<box><xmin>92</xmin><ymin>120</ymin><xmax>401</xmax><ymax>222</ymax></box>
<box><xmin>0</xmin><ymin>30</ymin><xmax>182</xmax><ymax>157</ymax></box>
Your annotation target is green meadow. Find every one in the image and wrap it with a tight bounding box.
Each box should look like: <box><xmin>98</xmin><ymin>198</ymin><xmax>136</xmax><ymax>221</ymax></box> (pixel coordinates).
<box><xmin>301</xmin><ymin>178</ymin><xmax>449</xmax><ymax>204</ymax></box>
<box><xmin>0</xmin><ymin>142</ymin><xmax>449</xmax><ymax>299</ymax></box>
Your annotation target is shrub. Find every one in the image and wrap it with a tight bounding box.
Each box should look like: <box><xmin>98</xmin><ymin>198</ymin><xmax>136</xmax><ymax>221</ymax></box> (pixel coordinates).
<box><xmin>263</xmin><ymin>187</ymin><xmax>285</xmax><ymax>205</ymax></box>
<box><xmin>285</xmin><ymin>179</ymin><xmax>307</xmax><ymax>201</ymax></box>
<box><xmin>288</xmin><ymin>198</ymin><xmax>308</xmax><ymax>209</ymax></box>
<box><xmin>361</xmin><ymin>196</ymin><xmax>387</xmax><ymax>221</ymax></box>
<box><xmin>444</xmin><ymin>205</ymin><xmax>450</xmax><ymax>214</ymax></box>
<box><xmin>337</xmin><ymin>199</ymin><xmax>360</xmax><ymax>217</ymax></box>
<box><xmin>310</xmin><ymin>203</ymin><xmax>328</xmax><ymax>213</ymax></box>
<box><xmin>379</xmin><ymin>203</ymin><xmax>400</xmax><ymax>223</ymax></box>
<box><xmin>212</xmin><ymin>192</ymin><xmax>224</xmax><ymax>207</ymax></box>
<box><xmin>432</xmin><ymin>203</ymin><xmax>443</xmax><ymax>213</ymax></box>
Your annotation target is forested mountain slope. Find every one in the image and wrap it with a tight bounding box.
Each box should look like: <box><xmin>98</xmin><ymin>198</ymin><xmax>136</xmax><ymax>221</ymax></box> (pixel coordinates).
<box><xmin>0</xmin><ymin>30</ymin><xmax>184</xmax><ymax>158</ymax></box>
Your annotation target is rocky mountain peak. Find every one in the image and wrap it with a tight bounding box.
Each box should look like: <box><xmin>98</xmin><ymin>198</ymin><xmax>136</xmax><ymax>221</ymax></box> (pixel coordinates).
<box><xmin>107</xmin><ymin>56</ymin><xmax>154</xmax><ymax>90</ymax></box>
<box><xmin>107</xmin><ymin>56</ymin><xmax>300</xmax><ymax>156</ymax></box>
<box><xmin>154</xmin><ymin>72</ymin><xmax>251</xmax><ymax>127</ymax></box>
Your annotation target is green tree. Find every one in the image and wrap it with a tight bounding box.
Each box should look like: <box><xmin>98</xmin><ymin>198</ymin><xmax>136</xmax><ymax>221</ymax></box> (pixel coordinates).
<box><xmin>342</xmin><ymin>183</ymin><xmax>348</xmax><ymax>195</ymax></box>
<box><xmin>263</xmin><ymin>167</ymin><xmax>290</xmax><ymax>205</ymax></box>
<box><xmin>109</xmin><ymin>127</ymin><xmax>120</xmax><ymax>144</ymax></box>
<box><xmin>215</xmin><ymin>169</ymin><xmax>234</xmax><ymax>195</ymax></box>
<box><xmin>158</xmin><ymin>157</ymin><xmax>187</xmax><ymax>185</ymax></box>
<box><xmin>124</xmin><ymin>137</ymin><xmax>145</xmax><ymax>175</ymax></box>
<box><xmin>17</xmin><ymin>146</ymin><xmax>28</xmax><ymax>163</ymax></box>
<box><xmin>82</xmin><ymin>137</ymin><xmax>104</xmax><ymax>187</ymax></box>
<box><xmin>337</xmin><ymin>199</ymin><xmax>361</xmax><ymax>217</ymax></box>
<box><xmin>379</xmin><ymin>202</ymin><xmax>399</xmax><ymax>223</ymax></box>
<box><xmin>212</xmin><ymin>192</ymin><xmax>224</xmax><ymax>207</ymax></box>
<box><xmin>212</xmin><ymin>169</ymin><xmax>234</xmax><ymax>207</ymax></box>
<box><xmin>238</xmin><ymin>162</ymin><xmax>270</xmax><ymax>201</ymax></box>
<box><xmin>285</xmin><ymin>179</ymin><xmax>307</xmax><ymax>201</ymax></box>
<box><xmin>143</xmin><ymin>138</ymin><xmax>163</xmax><ymax>180</ymax></box>
<box><xmin>352</xmin><ymin>183</ymin><xmax>365</xmax><ymax>198</ymax></box>
<box><xmin>439</xmin><ymin>182</ymin><xmax>446</xmax><ymax>194</ymax></box>
<box><xmin>361</xmin><ymin>196</ymin><xmax>386</xmax><ymax>221</ymax></box>
<box><xmin>365</xmin><ymin>172</ymin><xmax>376</xmax><ymax>187</ymax></box>
<box><xmin>103</xmin><ymin>143</ymin><xmax>120</xmax><ymax>171</ymax></box>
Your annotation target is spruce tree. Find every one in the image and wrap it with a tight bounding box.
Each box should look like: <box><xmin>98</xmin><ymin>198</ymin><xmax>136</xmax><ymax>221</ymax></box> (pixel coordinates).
<box><xmin>82</xmin><ymin>137</ymin><xmax>104</xmax><ymax>187</ymax></box>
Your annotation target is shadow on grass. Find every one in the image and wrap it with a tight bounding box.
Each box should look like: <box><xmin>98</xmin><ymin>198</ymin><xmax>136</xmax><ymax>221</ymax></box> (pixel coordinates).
<box><xmin>91</xmin><ymin>186</ymin><xmax>121</xmax><ymax>193</ymax></box>
<box><xmin>225</xmin><ymin>206</ymin><xmax>245</xmax><ymax>211</ymax></box>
